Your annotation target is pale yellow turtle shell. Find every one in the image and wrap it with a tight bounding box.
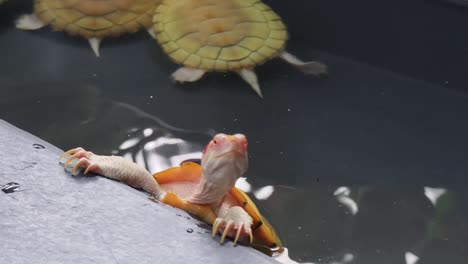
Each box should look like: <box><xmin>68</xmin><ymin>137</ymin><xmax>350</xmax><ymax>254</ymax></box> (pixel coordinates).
<box><xmin>152</xmin><ymin>0</ymin><xmax>327</xmax><ymax>97</ymax></box>
<box><xmin>16</xmin><ymin>0</ymin><xmax>161</xmax><ymax>56</ymax></box>
<box><xmin>153</xmin><ymin>0</ymin><xmax>287</xmax><ymax>72</ymax></box>
<box><xmin>35</xmin><ymin>0</ymin><xmax>159</xmax><ymax>38</ymax></box>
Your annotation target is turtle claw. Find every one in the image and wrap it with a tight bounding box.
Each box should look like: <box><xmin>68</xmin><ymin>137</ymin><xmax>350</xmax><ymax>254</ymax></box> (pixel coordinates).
<box><xmin>220</xmin><ymin>220</ymin><xmax>234</xmax><ymax>244</ymax></box>
<box><xmin>60</xmin><ymin>147</ymin><xmax>100</xmax><ymax>176</ymax></box>
<box><xmin>212</xmin><ymin>207</ymin><xmax>253</xmax><ymax>246</ymax></box>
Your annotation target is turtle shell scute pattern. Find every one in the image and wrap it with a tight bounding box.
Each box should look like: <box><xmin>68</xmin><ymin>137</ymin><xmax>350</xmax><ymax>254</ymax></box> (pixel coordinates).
<box><xmin>153</xmin><ymin>0</ymin><xmax>288</xmax><ymax>72</ymax></box>
<box><xmin>35</xmin><ymin>0</ymin><xmax>160</xmax><ymax>39</ymax></box>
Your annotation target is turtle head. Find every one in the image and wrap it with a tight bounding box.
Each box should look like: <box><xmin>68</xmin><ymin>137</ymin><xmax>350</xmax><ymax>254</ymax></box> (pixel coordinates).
<box><xmin>190</xmin><ymin>133</ymin><xmax>249</xmax><ymax>204</ymax></box>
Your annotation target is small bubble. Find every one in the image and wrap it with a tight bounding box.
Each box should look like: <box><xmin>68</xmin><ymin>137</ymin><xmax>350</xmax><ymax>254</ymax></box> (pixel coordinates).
<box><xmin>149</xmin><ymin>95</ymin><xmax>154</xmax><ymax>99</ymax></box>
<box><xmin>287</xmin><ymin>108</ymin><xmax>291</xmax><ymax>112</ymax></box>
<box><xmin>297</xmin><ymin>226</ymin><xmax>302</xmax><ymax>230</ymax></box>
<box><xmin>279</xmin><ymin>151</ymin><xmax>283</xmax><ymax>155</ymax></box>
<box><xmin>33</xmin><ymin>144</ymin><xmax>45</xmax><ymax>149</ymax></box>
<box><xmin>233</xmin><ymin>118</ymin><xmax>238</xmax><ymax>122</ymax></box>
<box><xmin>92</xmin><ymin>73</ymin><xmax>98</xmax><ymax>77</ymax></box>
<box><xmin>186</xmin><ymin>228</ymin><xmax>194</xmax><ymax>233</ymax></box>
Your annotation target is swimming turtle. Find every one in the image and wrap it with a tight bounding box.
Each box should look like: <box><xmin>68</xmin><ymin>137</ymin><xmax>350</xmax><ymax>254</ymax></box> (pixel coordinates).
<box><xmin>60</xmin><ymin>133</ymin><xmax>283</xmax><ymax>255</ymax></box>
<box><xmin>15</xmin><ymin>0</ymin><xmax>161</xmax><ymax>56</ymax></box>
<box><xmin>152</xmin><ymin>0</ymin><xmax>327</xmax><ymax>97</ymax></box>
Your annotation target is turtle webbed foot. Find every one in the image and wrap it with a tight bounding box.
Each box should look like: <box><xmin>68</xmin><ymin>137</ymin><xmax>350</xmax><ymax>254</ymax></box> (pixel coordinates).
<box><xmin>16</xmin><ymin>14</ymin><xmax>46</xmax><ymax>30</ymax></box>
<box><xmin>280</xmin><ymin>51</ymin><xmax>328</xmax><ymax>76</ymax></box>
<box><xmin>212</xmin><ymin>206</ymin><xmax>253</xmax><ymax>245</ymax></box>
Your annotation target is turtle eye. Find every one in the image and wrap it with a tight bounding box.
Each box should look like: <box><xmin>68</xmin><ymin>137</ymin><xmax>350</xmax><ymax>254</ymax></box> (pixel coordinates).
<box><xmin>213</xmin><ymin>139</ymin><xmax>218</xmax><ymax>145</ymax></box>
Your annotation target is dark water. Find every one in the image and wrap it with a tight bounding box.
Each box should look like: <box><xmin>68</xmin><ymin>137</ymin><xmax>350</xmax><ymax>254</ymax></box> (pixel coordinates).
<box><xmin>1</xmin><ymin>1</ymin><xmax>468</xmax><ymax>264</ymax></box>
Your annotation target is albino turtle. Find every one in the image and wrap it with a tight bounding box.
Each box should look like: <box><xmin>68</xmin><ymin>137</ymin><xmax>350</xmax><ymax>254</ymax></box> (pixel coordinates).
<box><xmin>60</xmin><ymin>133</ymin><xmax>283</xmax><ymax>255</ymax></box>
<box><xmin>16</xmin><ymin>0</ymin><xmax>161</xmax><ymax>56</ymax></box>
<box><xmin>152</xmin><ymin>0</ymin><xmax>327</xmax><ymax>97</ymax></box>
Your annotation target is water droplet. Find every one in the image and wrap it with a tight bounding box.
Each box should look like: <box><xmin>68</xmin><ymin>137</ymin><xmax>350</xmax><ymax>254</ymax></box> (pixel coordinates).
<box><xmin>2</xmin><ymin>182</ymin><xmax>20</xmax><ymax>193</ymax></box>
<box><xmin>186</xmin><ymin>228</ymin><xmax>194</xmax><ymax>233</ymax></box>
<box><xmin>33</xmin><ymin>144</ymin><xmax>45</xmax><ymax>149</ymax></box>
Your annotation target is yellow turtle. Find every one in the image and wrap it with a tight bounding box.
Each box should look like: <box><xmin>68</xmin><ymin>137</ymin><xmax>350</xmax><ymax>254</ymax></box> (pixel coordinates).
<box><xmin>15</xmin><ymin>0</ymin><xmax>161</xmax><ymax>56</ymax></box>
<box><xmin>152</xmin><ymin>0</ymin><xmax>327</xmax><ymax>97</ymax></box>
<box><xmin>60</xmin><ymin>133</ymin><xmax>283</xmax><ymax>256</ymax></box>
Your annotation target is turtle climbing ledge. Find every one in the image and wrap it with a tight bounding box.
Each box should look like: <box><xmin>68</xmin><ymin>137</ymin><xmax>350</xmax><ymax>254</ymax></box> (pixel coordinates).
<box><xmin>0</xmin><ymin>119</ymin><xmax>277</xmax><ymax>264</ymax></box>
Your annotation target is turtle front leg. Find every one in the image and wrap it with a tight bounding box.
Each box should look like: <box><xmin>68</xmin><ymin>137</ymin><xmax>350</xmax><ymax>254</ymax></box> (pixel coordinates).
<box><xmin>213</xmin><ymin>206</ymin><xmax>253</xmax><ymax>245</ymax></box>
<box><xmin>279</xmin><ymin>51</ymin><xmax>328</xmax><ymax>76</ymax></box>
<box><xmin>15</xmin><ymin>14</ymin><xmax>46</xmax><ymax>30</ymax></box>
<box><xmin>60</xmin><ymin>147</ymin><xmax>163</xmax><ymax>198</ymax></box>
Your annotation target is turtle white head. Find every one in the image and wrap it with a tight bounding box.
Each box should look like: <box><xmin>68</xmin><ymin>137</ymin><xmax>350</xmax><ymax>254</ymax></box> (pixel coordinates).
<box><xmin>189</xmin><ymin>133</ymin><xmax>249</xmax><ymax>204</ymax></box>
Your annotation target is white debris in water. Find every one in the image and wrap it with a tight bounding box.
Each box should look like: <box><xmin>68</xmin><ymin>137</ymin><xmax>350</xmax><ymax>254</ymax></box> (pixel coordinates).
<box><xmin>143</xmin><ymin>128</ymin><xmax>153</xmax><ymax>137</ymax></box>
<box><xmin>143</xmin><ymin>137</ymin><xmax>185</xmax><ymax>151</ymax></box>
<box><xmin>334</xmin><ymin>186</ymin><xmax>358</xmax><ymax>215</ymax></box>
<box><xmin>405</xmin><ymin>252</ymin><xmax>419</xmax><ymax>264</ymax></box>
<box><xmin>336</xmin><ymin>196</ymin><xmax>359</xmax><ymax>215</ymax></box>
<box><xmin>122</xmin><ymin>152</ymin><xmax>133</xmax><ymax>161</ymax></box>
<box><xmin>424</xmin><ymin>187</ymin><xmax>447</xmax><ymax>206</ymax></box>
<box><xmin>235</xmin><ymin>177</ymin><xmax>251</xmax><ymax>193</ymax></box>
<box><xmin>118</xmin><ymin>138</ymin><xmax>140</xmax><ymax>150</ymax></box>
<box><xmin>333</xmin><ymin>186</ymin><xmax>351</xmax><ymax>196</ymax></box>
<box><xmin>253</xmin><ymin>185</ymin><xmax>274</xmax><ymax>200</ymax></box>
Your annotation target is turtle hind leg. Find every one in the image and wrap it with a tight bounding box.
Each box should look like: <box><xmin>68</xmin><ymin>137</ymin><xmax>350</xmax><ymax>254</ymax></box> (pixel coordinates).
<box><xmin>15</xmin><ymin>14</ymin><xmax>46</xmax><ymax>30</ymax></box>
<box><xmin>279</xmin><ymin>51</ymin><xmax>328</xmax><ymax>76</ymax></box>
<box><xmin>88</xmin><ymin>38</ymin><xmax>102</xmax><ymax>57</ymax></box>
<box><xmin>171</xmin><ymin>67</ymin><xmax>206</xmax><ymax>83</ymax></box>
<box><xmin>237</xmin><ymin>68</ymin><xmax>263</xmax><ymax>98</ymax></box>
